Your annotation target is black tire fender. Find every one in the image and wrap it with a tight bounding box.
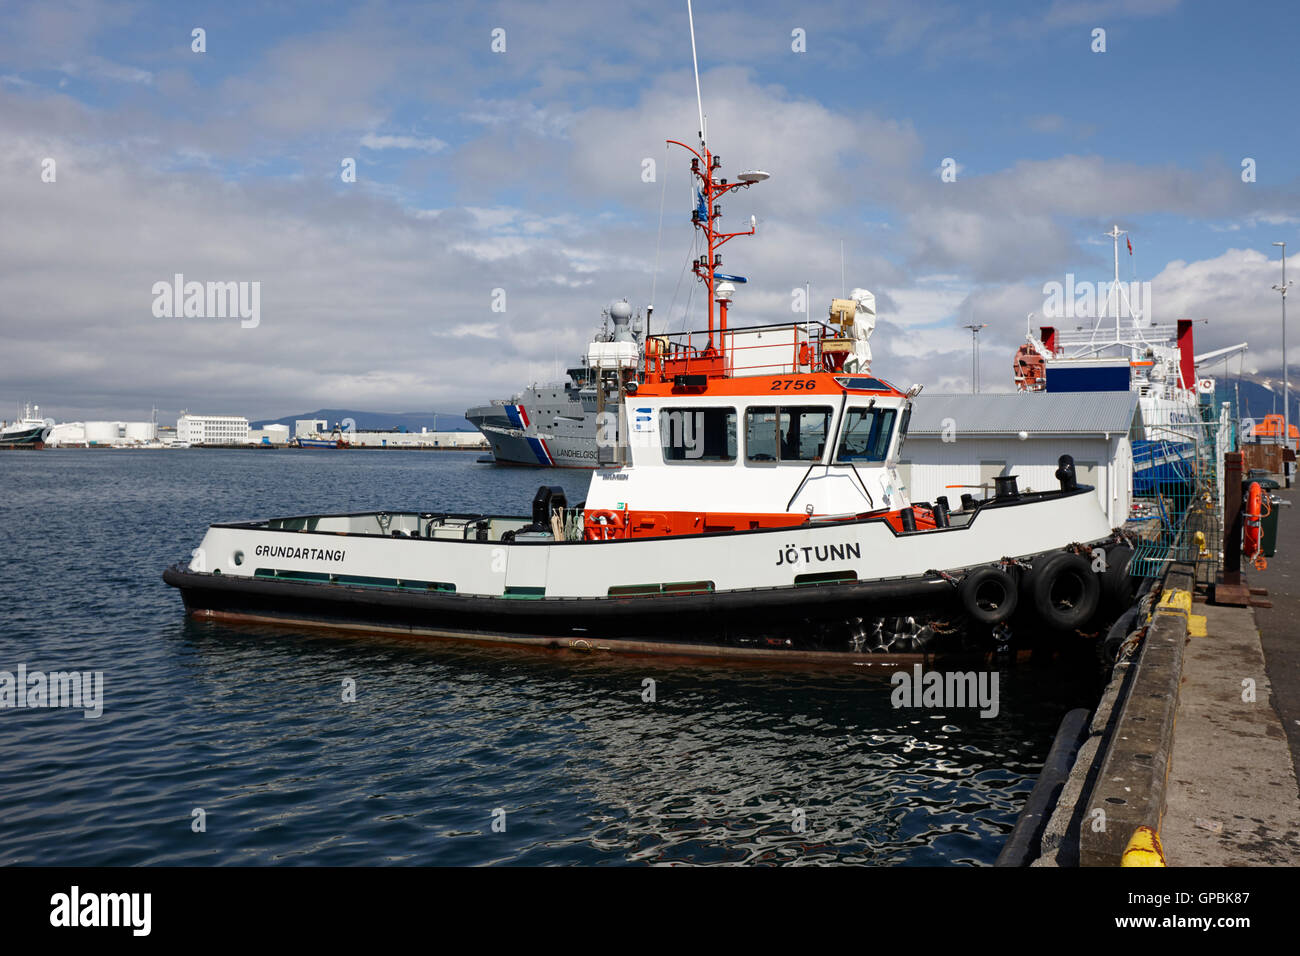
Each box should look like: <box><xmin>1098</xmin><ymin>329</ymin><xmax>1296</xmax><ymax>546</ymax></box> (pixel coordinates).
<box><xmin>958</xmin><ymin>566</ymin><xmax>1019</xmax><ymax>625</ymax></box>
<box><xmin>1030</xmin><ymin>551</ymin><xmax>1101</xmax><ymax>630</ymax></box>
<box><xmin>1102</xmin><ymin>544</ymin><xmax>1137</xmax><ymax>608</ymax></box>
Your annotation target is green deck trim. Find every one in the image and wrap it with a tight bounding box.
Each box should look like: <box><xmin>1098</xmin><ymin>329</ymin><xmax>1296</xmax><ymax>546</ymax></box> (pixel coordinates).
<box><xmin>503</xmin><ymin>585</ymin><xmax>546</xmax><ymax>599</ymax></box>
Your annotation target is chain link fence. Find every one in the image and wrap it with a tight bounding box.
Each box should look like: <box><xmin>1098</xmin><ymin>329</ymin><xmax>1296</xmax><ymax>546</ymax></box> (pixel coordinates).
<box><xmin>1128</xmin><ymin>401</ymin><xmax>1233</xmax><ymax>581</ymax></box>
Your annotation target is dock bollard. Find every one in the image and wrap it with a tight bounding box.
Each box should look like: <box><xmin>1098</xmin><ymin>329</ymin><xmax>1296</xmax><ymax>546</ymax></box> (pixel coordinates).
<box><xmin>1120</xmin><ymin>826</ymin><xmax>1167</xmax><ymax>867</ymax></box>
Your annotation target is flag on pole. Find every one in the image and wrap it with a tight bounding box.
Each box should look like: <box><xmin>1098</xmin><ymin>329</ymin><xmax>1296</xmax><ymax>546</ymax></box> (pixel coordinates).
<box><xmin>1127</xmin><ymin>236</ymin><xmax>1133</xmax><ymax>255</ymax></box>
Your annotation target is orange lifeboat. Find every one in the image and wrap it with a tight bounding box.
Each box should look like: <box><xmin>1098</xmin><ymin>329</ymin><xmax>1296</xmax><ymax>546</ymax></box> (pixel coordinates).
<box><xmin>1253</xmin><ymin>413</ymin><xmax>1299</xmax><ymax>453</ymax></box>
<box><xmin>1013</xmin><ymin>344</ymin><xmax>1047</xmax><ymax>392</ymax></box>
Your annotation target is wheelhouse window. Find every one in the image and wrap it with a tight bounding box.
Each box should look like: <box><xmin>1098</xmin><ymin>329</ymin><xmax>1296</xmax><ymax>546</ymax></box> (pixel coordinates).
<box><xmin>745</xmin><ymin>406</ymin><xmax>833</xmax><ymax>462</ymax></box>
<box><xmin>660</xmin><ymin>407</ymin><xmax>737</xmax><ymax>462</ymax></box>
<box><xmin>835</xmin><ymin>406</ymin><xmax>897</xmax><ymax>462</ymax></box>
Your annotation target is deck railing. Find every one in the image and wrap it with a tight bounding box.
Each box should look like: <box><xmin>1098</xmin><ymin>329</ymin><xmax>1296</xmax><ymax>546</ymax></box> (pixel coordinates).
<box><xmin>646</xmin><ymin>320</ymin><xmax>845</xmax><ymax>381</ymax></box>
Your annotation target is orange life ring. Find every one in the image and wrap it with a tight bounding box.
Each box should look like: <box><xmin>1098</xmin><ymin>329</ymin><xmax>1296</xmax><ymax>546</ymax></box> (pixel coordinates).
<box><xmin>584</xmin><ymin>510</ymin><xmax>625</xmax><ymax>541</ymax></box>
<box><xmin>1243</xmin><ymin>481</ymin><xmax>1262</xmax><ymax>562</ymax></box>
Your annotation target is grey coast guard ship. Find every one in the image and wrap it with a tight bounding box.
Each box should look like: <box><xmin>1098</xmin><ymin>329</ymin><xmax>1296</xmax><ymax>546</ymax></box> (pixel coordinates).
<box><xmin>466</xmin><ymin>300</ymin><xmax>645</xmax><ymax>468</ymax></box>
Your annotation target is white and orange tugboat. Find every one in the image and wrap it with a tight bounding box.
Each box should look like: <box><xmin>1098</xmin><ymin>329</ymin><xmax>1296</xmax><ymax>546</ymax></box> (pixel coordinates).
<box><xmin>165</xmin><ymin>25</ymin><xmax>1129</xmax><ymax>663</ymax></box>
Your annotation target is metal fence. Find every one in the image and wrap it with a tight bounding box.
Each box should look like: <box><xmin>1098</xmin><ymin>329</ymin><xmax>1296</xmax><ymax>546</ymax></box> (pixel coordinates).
<box><xmin>1128</xmin><ymin>401</ymin><xmax>1233</xmax><ymax>581</ymax></box>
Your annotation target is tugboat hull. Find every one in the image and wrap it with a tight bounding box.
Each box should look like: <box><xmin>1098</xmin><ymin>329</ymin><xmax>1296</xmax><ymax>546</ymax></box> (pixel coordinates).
<box><xmin>164</xmin><ymin>560</ymin><xmax>953</xmax><ymax>661</ymax></box>
<box><xmin>163</xmin><ymin>486</ymin><xmax>1118</xmax><ymax>661</ymax></box>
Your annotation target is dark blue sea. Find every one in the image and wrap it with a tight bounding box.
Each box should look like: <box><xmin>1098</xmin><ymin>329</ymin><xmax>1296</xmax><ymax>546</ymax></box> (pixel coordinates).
<box><xmin>0</xmin><ymin>449</ymin><xmax>1087</xmax><ymax>865</ymax></box>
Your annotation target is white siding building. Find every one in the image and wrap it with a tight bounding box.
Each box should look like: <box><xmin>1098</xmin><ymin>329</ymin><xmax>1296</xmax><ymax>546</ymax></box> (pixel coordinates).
<box><xmin>295</xmin><ymin>419</ymin><xmax>329</xmax><ymax>439</ymax></box>
<box><xmin>900</xmin><ymin>392</ymin><xmax>1141</xmax><ymax>527</ymax></box>
<box><xmin>177</xmin><ymin>413</ymin><xmax>249</xmax><ymax>445</ymax></box>
<box><xmin>47</xmin><ymin>422</ymin><xmax>87</xmax><ymax>446</ymax></box>
<box><xmin>247</xmin><ymin>424</ymin><xmax>291</xmax><ymax>444</ymax></box>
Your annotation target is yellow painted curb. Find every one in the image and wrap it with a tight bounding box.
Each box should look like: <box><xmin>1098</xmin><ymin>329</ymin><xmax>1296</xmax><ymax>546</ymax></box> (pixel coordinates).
<box><xmin>1121</xmin><ymin>826</ymin><xmax>1167</xmax><ymax>867</ymax></box>
<box><xmin>1188</xmin><ymin>614</ymin><xmax>1207</xmax><ymax>637</ymax></box>
<box><xmin>1157</xmin><ymin>589</ymin><xmax>1192</xmax><ymax>616</ymax></box>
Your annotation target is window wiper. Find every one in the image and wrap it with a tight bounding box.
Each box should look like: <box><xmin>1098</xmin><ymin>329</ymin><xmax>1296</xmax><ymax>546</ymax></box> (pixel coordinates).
<box><xmin>785</xmin><ymin>459</ymin><xmax>820</xmax><ymax>512</ymax></box>
<box><xmin>846</xmin><ymin>460</ymin><xmax>875</xmax><ymax>509</ymax></box>
<box><xmin>786</xmin><ymin>391</ymin><xmax>848</xmax><ymax>512</ymax></box>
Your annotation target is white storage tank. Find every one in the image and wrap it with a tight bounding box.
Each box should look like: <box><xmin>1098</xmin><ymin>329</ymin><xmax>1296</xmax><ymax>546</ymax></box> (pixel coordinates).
<box><xmin>84</xmin><ymin>421</ymin><xmax>123</xmax><ymax>445</ymax></box>
<box><xmin>124</xmin><ymin>422</ymin><xmax>157</xmax><ymax>443</ymax></box>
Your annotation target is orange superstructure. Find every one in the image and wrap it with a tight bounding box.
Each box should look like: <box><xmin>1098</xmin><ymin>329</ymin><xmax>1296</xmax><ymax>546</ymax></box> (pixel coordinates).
<box><xmin>577</xmin><ymin>115</ymin><xmax>922</xmax><ymax>544</ymax></box>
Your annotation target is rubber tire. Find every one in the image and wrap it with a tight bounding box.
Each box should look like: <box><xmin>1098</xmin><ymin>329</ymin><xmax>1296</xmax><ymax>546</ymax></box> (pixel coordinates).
<box><xmin>1029</xmin><ymin>551</ymin><xmax>1101</xmax><ymax>630</ymax></box>
<box><xmin>1100</xmin><ymin>605</ymin><xmax>1141</xmax><ymax>666</ymax></box>
<box><xmin>958</xmin><ymin>566</ymin><xmax>1020</xmax><ymax>625</ymax></box>
<box><xmin>1102</xmin><ymin>544</ymin><xmax>1137</xmax><ymax>609</ymax></box>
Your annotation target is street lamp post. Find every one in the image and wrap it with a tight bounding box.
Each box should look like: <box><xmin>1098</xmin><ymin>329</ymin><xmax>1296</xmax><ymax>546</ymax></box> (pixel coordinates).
<box><xmin>961</xmin><ymin>323</ymin><xmax>987</xmax><ymax>394</ymax></box>
<box><xmin>1273</xmin><ymin>241</ymin><xmax>1292</xmax><ymax>473</ymax></box>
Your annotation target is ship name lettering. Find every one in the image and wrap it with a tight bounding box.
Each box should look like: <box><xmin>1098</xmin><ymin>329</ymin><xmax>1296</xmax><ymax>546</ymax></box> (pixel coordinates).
<box><xmin>254</xmin><ymin>544</ymin><xmax>347</xmax><ymax>562</ymax></box>
<box><xmin>775</xmin><ymin>541</ymin><xmax>859</xmax><ymax>565</ymax></box>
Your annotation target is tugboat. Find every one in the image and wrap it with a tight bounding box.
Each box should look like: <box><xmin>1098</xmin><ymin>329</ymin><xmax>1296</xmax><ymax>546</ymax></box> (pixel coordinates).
<box><xmin>164</xmin><ymin>23</ymin><xmax>1125</xmax><ymax>663</ymax></box>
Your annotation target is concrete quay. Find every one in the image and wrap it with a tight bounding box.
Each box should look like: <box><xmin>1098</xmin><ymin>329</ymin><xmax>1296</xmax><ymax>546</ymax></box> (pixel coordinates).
<box><xmin>1031</xmin><ymin>489</ymin><xmax>1300</xmax><ymax>866</ymax></box>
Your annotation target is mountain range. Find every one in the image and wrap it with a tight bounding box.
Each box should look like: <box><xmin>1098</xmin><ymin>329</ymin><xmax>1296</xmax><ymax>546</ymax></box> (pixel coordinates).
<box><xmin>1212</xmin><ymin>371</ymin><xmax>1299</xmax><ymax>427</ymax></box>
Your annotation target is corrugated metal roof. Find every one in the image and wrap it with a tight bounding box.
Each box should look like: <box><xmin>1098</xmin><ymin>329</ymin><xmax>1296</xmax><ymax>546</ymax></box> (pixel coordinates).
<box><xmin>907</xmin><ymin>391</ymin><xmax>1141</xmax><ymax>435</ymax></box>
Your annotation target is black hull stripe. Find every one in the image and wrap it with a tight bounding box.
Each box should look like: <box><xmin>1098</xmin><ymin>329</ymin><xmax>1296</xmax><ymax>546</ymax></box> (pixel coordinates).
<box><xmin>163</xmin><ymin>564</ymin><xmax>952</xmax><ymax>625</ymax></box>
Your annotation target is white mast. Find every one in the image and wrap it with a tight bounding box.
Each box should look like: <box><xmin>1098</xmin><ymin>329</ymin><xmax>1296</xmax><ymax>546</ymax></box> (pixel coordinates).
<box><xmin>1105</xmin><ymin>223</ymin><xmax>1141</xmax><ymax>360</ymax></box>
<box><xmin>1105</xmin><ymin>224</ymin><xmax>1124</xmax><ymax>340</ymax></box>
<box><xmin>687</xmin><ymin>0</ymin><xmax>705</xmax><ymax>149</ymax></box>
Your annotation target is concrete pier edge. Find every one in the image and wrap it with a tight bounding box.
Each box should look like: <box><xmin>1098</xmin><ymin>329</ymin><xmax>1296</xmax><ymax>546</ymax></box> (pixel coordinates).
<box><xmin>1033</xmin><ymin>565</ymin><xmax>1193</xmax><ymax>867</ymax></box>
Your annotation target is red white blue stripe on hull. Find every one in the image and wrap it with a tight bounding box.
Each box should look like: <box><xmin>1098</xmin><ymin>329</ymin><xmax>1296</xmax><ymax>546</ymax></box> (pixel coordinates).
<box><xmin>502</xmin><ymin>404</ymin><xmax>554</xmax><ymax>466</ymax></box>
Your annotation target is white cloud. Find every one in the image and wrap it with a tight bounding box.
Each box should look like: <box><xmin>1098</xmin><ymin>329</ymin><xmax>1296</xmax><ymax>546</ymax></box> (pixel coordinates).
<box><xmin>360</xmin><ymin>133</ymin><xmax>448</xmax><ymax>153</ymax></box>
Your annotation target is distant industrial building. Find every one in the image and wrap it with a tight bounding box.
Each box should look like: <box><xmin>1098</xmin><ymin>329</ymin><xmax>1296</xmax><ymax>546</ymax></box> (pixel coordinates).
<box><xmin>295</xmin><ymin>419</ymin><xmax>328</xmax><ymax>439</ymax></box>
<box><xmin>247</xmin><ymin>424</ymin><xmax>291</xmax><ymax>445</ymax></box>
<box><xmin>902</xmin><ymin>392</ymin><xmax>1141</xmax><ymax>527</ymax></box>
<box><xmin>177</xmin><ymin>413</ymin><xmax>249</xmax><ymax>445</ymax></box>
<box><xmin>47</xmin><ymin>422</ymin><xmax>86</xmax><ymax>446</ymax></box>
<box><xmin>48</xmin><ymin>421</ymin><xmax>159</xmax><ymax>447</ymax></box>
<box><xmin>242</xmin><ymin>420</ymin><xmax>485</xmax><ymax>448</ymax></box>
<box><xmin>343</xmin><ymin>429</ymin><xmax>486</xmax><ymax>449</ymax></box>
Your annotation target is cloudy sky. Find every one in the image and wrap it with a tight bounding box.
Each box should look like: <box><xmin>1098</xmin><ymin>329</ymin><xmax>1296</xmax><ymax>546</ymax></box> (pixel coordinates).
<box><xmin>2</xmin><ymin>0</ymin><xmax>1297</xmax><ymax>423</ymax></box>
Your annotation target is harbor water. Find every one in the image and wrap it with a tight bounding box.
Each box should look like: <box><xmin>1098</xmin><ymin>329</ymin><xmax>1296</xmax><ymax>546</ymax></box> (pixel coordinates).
<box><xmin>1</xmin><ymin>449</ymin><xmax>1093</xmax><ymax>865</ymax></box>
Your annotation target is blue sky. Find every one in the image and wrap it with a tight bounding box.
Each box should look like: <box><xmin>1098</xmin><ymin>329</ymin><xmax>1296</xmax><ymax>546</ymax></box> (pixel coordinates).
<box><xmin>1</xmin><ymin>0</ymin><xmax>1297</xmax><ymax>420</ymax></box>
